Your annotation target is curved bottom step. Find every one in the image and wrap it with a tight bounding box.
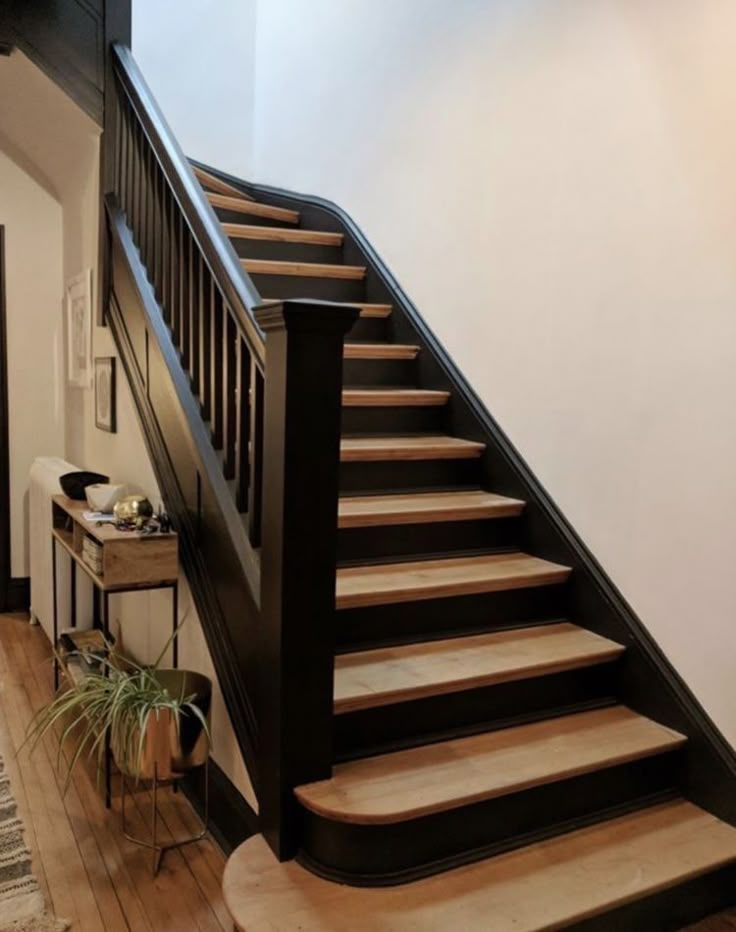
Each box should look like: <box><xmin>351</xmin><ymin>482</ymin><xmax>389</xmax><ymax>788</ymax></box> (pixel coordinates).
<box><xmin>223</xmin><ymin>801</ymin><xmax>736</xmax><ymax>932</ymax></box>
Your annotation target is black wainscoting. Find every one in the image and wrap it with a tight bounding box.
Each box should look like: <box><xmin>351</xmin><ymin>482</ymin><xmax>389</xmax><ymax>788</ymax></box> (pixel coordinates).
<box><xmin>192</xmin><ymin>159</ymin><xmax>736</xmax><ymax>834</ymax></box>
<box><xmin>181</xmin><ymin>759</ymin><xmax>258</xmax><ymax>857</ymax></box>
<box><xmin>6</xmin><ymin>578</ymin><xmax>29</xmax><ymax>612</ymax></box>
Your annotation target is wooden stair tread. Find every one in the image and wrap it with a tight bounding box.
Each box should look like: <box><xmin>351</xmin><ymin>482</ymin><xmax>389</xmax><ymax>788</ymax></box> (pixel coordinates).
<box><xmin>337</xmin><ymin>490</ymin><xmax>525</xmax><ymax>527</ymax></box>
<box><xmin>342</xmin><ymin>389</ymin><xmax>450</xmax><ymax>407</ymax></box>
<box><xmin>295</xmin><ymin>707</ymin><xmax>685</xmax><ymax>824</ymax></box>
<box><xmin>206</xmin><ymin>191</ymin><xmax>300</xmax><ymax>223</ymax></box>
<box><xmin>243</xmin><ymin>258</ymin><xmax>365</xmax><ymax>279</ymax></box>
<box><xmin>265</xmin><ymin>300</ymin><xmax>392</xmax><ymax>318</ymax></box>
<box><xmin>193</xmin><ymin>164</ymin><xmax>255</xmax><ymax>201</ymax></box>
<box><xmin>340</xmin><ymin>435</ymin><xmax>485</xmax><ymax>462</ymax></box>
<box><xmin>223</xmin><ymin>223</ymin><xmax>343</xmax><ymax>245</ymax></box>
<box><xmin>344</xmin><ymin>342</ymin><xmax>419</xmax><ymax>359</ymax></box>
<box><xmin>335</xmin><ymin>551</ymin><xmax>570</xmax><ymax>609</ymax></box>
<box><xmin>334</xmin><ymin>622</ymin><xmax>625</xmax><ymax>713</ymax></box>
<box><xmin>223</xmin><ymin>801</ymin><xmax>736</xmax><ymax>931</ymax></box>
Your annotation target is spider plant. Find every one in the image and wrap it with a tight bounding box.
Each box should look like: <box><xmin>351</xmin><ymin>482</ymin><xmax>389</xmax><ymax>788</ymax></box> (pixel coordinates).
<box><xmin>24</xmin><ymin>644</ymin><xmax>210</xmax><ymax>793</ymax></box>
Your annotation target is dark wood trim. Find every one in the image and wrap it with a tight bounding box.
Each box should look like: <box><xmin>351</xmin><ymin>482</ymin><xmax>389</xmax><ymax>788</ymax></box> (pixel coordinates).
<box><xmin>255</xmin><ymin>300</ymin><xmax>358</xmax><ymax>859</ymax></box>
<box><xmin>0</xmin><ymin>43</ymin><xmax>13</xmax><ymax>56</ymax></box>
<box><xmin>0</xmin><ymin>227</ymin><xmax>9</xmax><ymax>614</ymax></box>
<box><xmin>181</xmin><ymin>758</ymin><xmax>258</xmax><ymax>857</ymax></box>
<box><xmin>6</xmin><ymin>578</ymin><xmax>30</xmax><ymax>613</ymax></box>
<box><xmin>194</xmin><ymin>161</ymin><xmax>736</xmax><ymax>831</ymax></box>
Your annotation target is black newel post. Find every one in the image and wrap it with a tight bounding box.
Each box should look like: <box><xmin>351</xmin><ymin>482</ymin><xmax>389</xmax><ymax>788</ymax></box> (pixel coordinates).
<box><xmin>255</xmin><ymin>299</ymin><xmax>358</xmax><ymax>859</ymax></box>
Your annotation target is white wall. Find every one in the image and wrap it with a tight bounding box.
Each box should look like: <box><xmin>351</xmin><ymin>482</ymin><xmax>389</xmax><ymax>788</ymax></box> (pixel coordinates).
<box><xmin>250</xmin><ymin>0</ymin><xmax>736</xmax><ymax>746</ymax></box>
<box><xmin>0</xmin><ymin>151</ymin><xmax>64</xmax><ymax>577</ymax></box>
<box><xmin>132</xmin><ymin>0</ymin><xmax>257</xmax><ymax>179</ymax></box>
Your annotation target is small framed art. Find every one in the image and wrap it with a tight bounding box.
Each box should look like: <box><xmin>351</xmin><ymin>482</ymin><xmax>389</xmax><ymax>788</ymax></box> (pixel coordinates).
<box><xmin>94</xmin><ymin>357</ymin><xmax>116</xmax><ymax>433</ymax></box>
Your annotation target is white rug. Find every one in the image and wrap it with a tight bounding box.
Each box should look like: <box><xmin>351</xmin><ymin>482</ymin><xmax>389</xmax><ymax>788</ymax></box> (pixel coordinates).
<box><xmin>0</xmin><ymin>756</ymin><xmax>68</xmax><ymax>932</ymax></box>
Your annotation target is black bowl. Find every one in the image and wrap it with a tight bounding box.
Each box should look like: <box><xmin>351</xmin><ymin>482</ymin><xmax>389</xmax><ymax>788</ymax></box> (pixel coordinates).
<box><xmin>59</xmin><ymin>471</ymin><xmax>110</xmax><ymax>502</ymax></box>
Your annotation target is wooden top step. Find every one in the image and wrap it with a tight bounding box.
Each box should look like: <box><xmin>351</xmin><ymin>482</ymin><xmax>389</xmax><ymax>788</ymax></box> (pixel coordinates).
<box><xmin>223</xmin><ymin>223</ymin><xmax>343</xmax><ymax>246</ymax></box>
<box><xmin>243</xmin><ymin>258</ymin><xmax>365</xmax><ymax>279</ymax></box>
<box><xmin>206</xmin><ymin>192</ymin><xmax>300</xmax><ymax>224</ymax></box>
<box><xmin>344</xmin><ymin>342</ymin><xmax>419</xmax><ymax>359</ymax></box>
<box><xmin>334</xmin><ymin>622</ymin><xmax>625</xmax><ymax>713</ymax></box>
<box><xmin>295</xmin><ymin>707</ymin><xmax>686</xmax><ymax>824</ymax></box>
<box><xmin>338</xmin><ymin>490</ymin><xmax>525</xmax><ymax>527</ymax></box>
<box><xmin>193</xmin><ymin>165</ymin><xmax>255</xmax><ymax>201</ymax></box>
<box><xmin>223</xmin><ymin>801</ymin><xmax>736</xmax><ymax>931</ymax></box>
<box><xmin>342</xmin><ymin>389</ymin><xmax>450</xmax><ymax>407</ymax></box>
<box><xmin>265</xmin><ymin>300</ymin><xmax>392</xmax><ymax>318</ymax></box>
<box><xmin>340</xmin><ymin>435</ymin><xmax>485</xmax><ymax>462</ymax></box>
<box><xmin>335</xmin><ymin>552</ymin><xmax>571</xmax><ymax>609</ymax></box>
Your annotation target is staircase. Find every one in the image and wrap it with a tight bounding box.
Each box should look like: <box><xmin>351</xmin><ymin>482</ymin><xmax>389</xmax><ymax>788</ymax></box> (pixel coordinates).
<box><xmin>103</xmin><ymin>46</ymin><xmax>736</xmax><ymax>931</ymax></box>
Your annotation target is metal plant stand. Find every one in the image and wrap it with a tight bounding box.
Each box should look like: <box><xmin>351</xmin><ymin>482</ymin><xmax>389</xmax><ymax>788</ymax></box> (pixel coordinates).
<box><xmin>120</xmin><ymin>759</ymin><xmax>209</xmax><ymax>875</ymax></box>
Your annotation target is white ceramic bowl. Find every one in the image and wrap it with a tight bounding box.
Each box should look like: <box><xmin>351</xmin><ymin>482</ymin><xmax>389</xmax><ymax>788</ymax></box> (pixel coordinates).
<box><xmin>85</xmin><ymin>483</ymin><xmax>127</xmax><ymax>513</ymax></box>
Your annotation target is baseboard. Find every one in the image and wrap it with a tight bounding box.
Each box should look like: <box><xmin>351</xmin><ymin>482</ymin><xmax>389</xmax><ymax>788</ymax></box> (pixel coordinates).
<box><xmin>181</xmin><ymin>758</ymin><xmax>259</xmax><ymax>856</ymax></box>
<box><xmin>6</xmin><ymin>577</ymin><xmax>30</xmax><ymax>612</ymax></box>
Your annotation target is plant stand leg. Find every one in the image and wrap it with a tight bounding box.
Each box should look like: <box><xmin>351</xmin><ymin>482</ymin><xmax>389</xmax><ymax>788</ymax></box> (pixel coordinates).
<box><xmin>121</xmin><ymin>760</ymin><xmax>210</xmax><ymax>877</ymax></box>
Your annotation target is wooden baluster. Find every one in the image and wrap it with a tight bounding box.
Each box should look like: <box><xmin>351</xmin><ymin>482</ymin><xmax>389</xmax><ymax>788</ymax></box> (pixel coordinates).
<box><xmin>120</xmin><ymin>97</ymin><xmax>129</xmax><ymax>217</ymax></box>
<box><xmin>190</xmin><ymin>244</ymin><xmax>201</xmax><ymax>394</ymax></box>
<box><xmin>171</xmin><ymin>206</ymin><xmax>181</xmax><ymax>343</ymax></box>
<box><xmin>247</xmin><ymin>364</ymin><xmax>264</xmax><ymax>547</ymax></box>
<box><xmin>130</xmin><ymin>119</ymin><xmax>139</xmax><ymax>241</ymax></box>
<box><xmin>114</xmin><ymin>87</ymin><xmax>123</xmax><ymax>200</ymax></box>
<box><xmin>199</xmin><ymin>269</ymin><xmax>212</xmax><ymax>419</ymax></box>
<box><xmin>235</xmin><ymin>337</ymin><xmax>251</xmax><ymax>512</ymax></box>
<box><xmin>160</xmin><ymin>185</ymin><xmax>170</xmax><ymax>326</ymax></box>
<box><xmin>210</xmin><ymin>284</ymin><xmax>224</xmax><ymax>448</ymax></box>
<box><xmin>152</xmin><ymin>162</ymin><xmax>161</xmax><ymax>299</ymax></box>
<box><xmin>223</xmin><ymin>311</ymin><xmax>237</xmax><ymax>479</ymax></box>
<box><xmin>179</xmin><ymin>231</ymin><xmax>191</xmax><ymax>364</ymax></box>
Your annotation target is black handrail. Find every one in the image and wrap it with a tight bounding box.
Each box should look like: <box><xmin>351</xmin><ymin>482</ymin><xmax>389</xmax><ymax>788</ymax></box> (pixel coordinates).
<box><xmin>110</xmin><ymin>42</ymin><xmax>265</xmax><ymax>370</ymax></box>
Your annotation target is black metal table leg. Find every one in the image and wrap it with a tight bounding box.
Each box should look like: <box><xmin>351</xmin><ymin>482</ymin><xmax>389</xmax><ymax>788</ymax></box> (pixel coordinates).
<box><xmin>103</xmin><ymin>590</ymin><xmax>112</xmax><ymax>809</ymax></box>
<box><xmin>70</xmin><ymin>559</ymin><xmax>76</xmax><ymax>628</ymax></box>
<box><xmin>172</xmin><ymin>581</ymin><xmax>178</xmax><ymax>669</ymax></box>
<box><xmin>52</xmin><ymin>539</ymin><xmax>58</xmax><ymax>690</ymax></box>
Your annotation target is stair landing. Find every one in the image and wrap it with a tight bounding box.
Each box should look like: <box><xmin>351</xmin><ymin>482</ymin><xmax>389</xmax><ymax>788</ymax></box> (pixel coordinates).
<box><xmin>223</xmin><ymin>801</ymin><xmax>736</xmax><ymax>931</ymax></box>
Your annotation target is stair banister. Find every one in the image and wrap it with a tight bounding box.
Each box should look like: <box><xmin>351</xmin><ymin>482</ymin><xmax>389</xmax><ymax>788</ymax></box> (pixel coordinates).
<box><xmin>104</xmin><ymin>42</ymin><xmax>360</xmax><ymax>855</ymax></box>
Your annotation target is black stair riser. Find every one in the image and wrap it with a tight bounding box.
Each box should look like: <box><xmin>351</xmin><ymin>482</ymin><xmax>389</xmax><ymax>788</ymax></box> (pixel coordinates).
<box><xmin>337</xmin><ymin>584</ymin><xmax>568</xmax><ymax>650</ymax></box>
<box><xmin>342</xmin><ymin>356</ymin><xmax>416</xmax><ymax>386</ymax></box>
<box><xmin>337</xmin><ymin>516</ymin><xmax>521</xmax><ymax>563</ymax></box>
<box><xmin>568</xmin><ymin>863</ymin><xmax>736</xmax><ymax>932</ymax></box>
<box><xmin>230</xmin><ymin>238</ymin><xmax>343</xmax><ymax>264</ymax></box>
<box><xmin>211</xmin><ymin>206</ymin><xmax>293</xmax><ymax>228</ymax></box>
<box><xmin>339</xmin><ymin>458</ymin><xmax>483</xmax><ymax>493</ymax></box>
<box><xmin>298</xmin><ymin>752</ymin><xmax>682</xmax><ymax>885</ymax></box>
<box><xmin>340</xmin><ymin>404</ymin><xmax>447</xmax><ymax>435</ymax></box>
<box><xmin>334</xmin><ymin>662</ymin><xmax>620</xmax><ymax>760</ymax></box>
<box><xmin>247</xmin><ymin>272</ymin><xmax>366</xmax><ymax>303</ymax></box>
<box><xmin>342</xmin><ymin>316</ymin><xmax>390</xmax><ymax>343</ymax></box>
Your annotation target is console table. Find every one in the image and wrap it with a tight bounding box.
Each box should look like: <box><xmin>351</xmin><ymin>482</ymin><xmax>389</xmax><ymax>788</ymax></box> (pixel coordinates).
<box><xmin>50</xmin><ymin>494</ymin><xmax>179</xmax><ymax>806</ymax></box>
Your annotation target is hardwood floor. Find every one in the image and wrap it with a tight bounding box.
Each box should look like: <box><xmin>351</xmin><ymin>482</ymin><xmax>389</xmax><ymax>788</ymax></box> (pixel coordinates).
<box><xmin>0</xmin><ymin>612</ymin><xmax>230</xmax><ymax>932</ymax></box>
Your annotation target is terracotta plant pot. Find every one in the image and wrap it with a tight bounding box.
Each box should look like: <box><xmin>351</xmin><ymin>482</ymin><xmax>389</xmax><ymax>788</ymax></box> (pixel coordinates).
<box><xmin>112</xmin><ymin>669</ymin><xmax>212</xmax><ymax>780</ymax></box>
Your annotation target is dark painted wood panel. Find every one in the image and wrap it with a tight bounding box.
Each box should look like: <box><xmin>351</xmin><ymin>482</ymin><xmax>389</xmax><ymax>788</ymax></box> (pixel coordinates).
<box><xmin>0</xmin><ymin>228</ymin><xmax>8</xmax><ymax>612</ymax></box>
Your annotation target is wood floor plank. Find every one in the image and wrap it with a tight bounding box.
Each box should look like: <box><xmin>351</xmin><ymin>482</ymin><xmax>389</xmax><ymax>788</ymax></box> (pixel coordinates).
<box><xmin>206</xmin><ymin>192</ymin><xmax>299</xmax><ymax>224</ymax></box>
<box><xmin>295</xmin><ymin>707</ymin><xmax>686</xmax><ymax>824</ymax></box>
<box><xmin>224</xmin><ymin>801</ymin><xmax>736</xmax><ymax>931</ymax></box>
<box><xmin>0</xmin><ymin>614</ymin><xmax>229</xmax><ymax>932</ymax></box>
<box><xmin>340</xmin><ymin>435</ymin><xmax>485</xmax><ymax>462</ymax></box>
<box><xmin>335</xmin><ymin>552</ymin><xmax>571</xmax><ymax>609</ymax></box>
<box><xmin>334</xmin><ymin>623</ymin><xmax>626</xmax><ymax>713</ymax></box>
<box><xmin>337</xmin><ymin>490</ymin><xmax>525</xmax><ymax>527</ymax></box>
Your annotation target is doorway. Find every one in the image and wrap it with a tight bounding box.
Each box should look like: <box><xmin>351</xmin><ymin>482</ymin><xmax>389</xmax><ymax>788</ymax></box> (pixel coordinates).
<box><xmin>0</xmin><ymin>226</ymin><xmax>9</xmax><ymax>610</ymax></box>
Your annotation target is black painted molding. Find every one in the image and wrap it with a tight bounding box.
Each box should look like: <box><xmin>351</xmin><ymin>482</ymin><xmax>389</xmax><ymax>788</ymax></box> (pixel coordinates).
<box><xmin>182</xmin><ymin>759</ymin><xmax>258</xmax><ymax>857</ymax></box>
<box><xmin>0</xmin><ymin>227</ymin><xmax>8</xmax><ymax>615</ymax></box>
<box><xmin>194</xmin><ymin>159</ymin><xmax>736</xmax><ymax>829</ymax></box>
<box><xmin>6</xmin><ymin>578</ymin><xmax>30</xmax><ymax>612</ymax></box>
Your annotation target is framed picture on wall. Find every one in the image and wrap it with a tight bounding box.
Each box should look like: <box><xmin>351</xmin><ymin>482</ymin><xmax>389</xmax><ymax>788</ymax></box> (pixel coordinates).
<box><xmin>66</xmin><ymin>269</ymin><xmax>93</xmax><ymax>387</ymax></box>
<box><xmin>94</xmin><ymin>357</ymin><xmax>116</xmax><ymax>433</ymax></box>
